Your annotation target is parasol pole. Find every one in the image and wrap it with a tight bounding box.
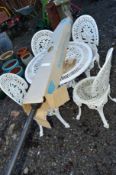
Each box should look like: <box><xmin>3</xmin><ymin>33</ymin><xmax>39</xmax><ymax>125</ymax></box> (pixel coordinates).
<box><xmin>5</xmin><ymin>104</ymin><xmax>42</xmax><ymax>175</ymax></box>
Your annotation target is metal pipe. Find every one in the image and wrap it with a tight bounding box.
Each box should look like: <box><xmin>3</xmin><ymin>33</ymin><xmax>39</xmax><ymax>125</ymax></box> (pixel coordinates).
<box><xmin>5</xmin><ymin>104</ymin><xmax>41</xmax><ymax>175</ymax></box>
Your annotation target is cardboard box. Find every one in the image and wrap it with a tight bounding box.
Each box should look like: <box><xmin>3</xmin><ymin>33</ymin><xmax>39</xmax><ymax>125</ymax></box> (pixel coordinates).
<box><xmin>46</xmin><ymin>85</ymin><xmax>69</xmax><ymax>108</ymax></box>
<box><xmin>34</xmin><ymin>117</ymin><xmax>51</xmax><ymax>129</ymax></box>
<box><xmin>22</xmin><ymin>86</ymin><xmax>69</xmax><ymax>128</ymax></box>
<box><xmin>22</xmin><ymin>104</ymin><xmax>32</xmax><ymax>115</ymax></box>
<box><xmin>35</xmin><ymin>101</ymin><xmax>51</xmax><ymax>128</ymax></box>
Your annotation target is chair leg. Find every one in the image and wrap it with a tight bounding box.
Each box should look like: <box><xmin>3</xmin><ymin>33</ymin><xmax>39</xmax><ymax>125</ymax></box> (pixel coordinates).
<box><xmin>95</xmin><ymin>54</ymin><xmax>101</xmax><ymax>69</ymax></box>
<box><xmin>76</xmin><ymin>106</ymin><xmax>81</xmax><ymax>120</ymax></box>
<box><xmin>39</xmin><ymin>124</ymin><xmax>44</xmax><ymax>137</ymax></box>
<box><xmin>54</xmin><ymin>109</ymin><xmax>70</xmax><ymax>128</ymax></box>
<box><xmin>109</xmin><ymin>95</ymin><xmax>116</xmax><ymax>103</ymax></box>
<box><xmin>97</xmin><ymin>107</ymin><xmax>109</xmax><ymax>129</ymax></box>
<box><xmin>71</xmin><ymin>80</ymin><xmax>76</xmax><ymax>88</ymax></box>
<box><xmin>85</xmin><ymin>69</ymin><xmax>90</xmax><ymax>77</ymax></box>
<box><xmin>34</xmin><ymin>120</ymin><xmax>44</xmax><ymax>137</ymax></box>
<box><xmin>66</xmin><ymin>80</ymin><xmax>76</xmax><ymax>88</ymax></box>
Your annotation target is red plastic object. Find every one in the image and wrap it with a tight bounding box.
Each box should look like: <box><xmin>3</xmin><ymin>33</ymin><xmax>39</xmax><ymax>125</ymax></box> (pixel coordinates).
<box><xmin>17</xmin><ymin>47</ymin><xmax>28</xmax><ymax>57</ymax></box>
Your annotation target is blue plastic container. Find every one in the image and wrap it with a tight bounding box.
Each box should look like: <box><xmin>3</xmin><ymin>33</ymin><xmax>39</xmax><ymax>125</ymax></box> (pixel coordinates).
<box><xmin>2</xmin><ymin>59</ymin><xmax>19</xmax><ymax>73</ymax></box>
<box><xmin>10</xmin><ymin>66</ymin><xmax>24</xmax><ymax>77</ymax></box>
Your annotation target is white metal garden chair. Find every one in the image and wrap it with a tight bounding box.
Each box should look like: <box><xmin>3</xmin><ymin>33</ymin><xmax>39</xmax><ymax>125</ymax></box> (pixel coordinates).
<box><xmin>0</xmin><ymin>73</ymin><xmax>44</xmax><ymax>137</ymax></box>
<box><xmin>31</xmin><ymin>30</ymin><xmax>53</xmax><ymax>56</ymax></box>
<box><xmin>0</xmin><ymin>73</ymin><xmax>70</xmax><ymax>136</ymax></box>
<box><xmin>72</xmin><ymin>15</ymin><xmax>100</xmax><ymax>76</ymax></box>
<box><xmin>73</xmin><ymin>48</ymin><xmax>115</xmax><ymax>129</ymax></box>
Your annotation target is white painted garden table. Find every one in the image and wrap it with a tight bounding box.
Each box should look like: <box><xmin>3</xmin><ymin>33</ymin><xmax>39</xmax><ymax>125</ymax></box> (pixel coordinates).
<box><xmin>25</xmin><ymin>41</ymin><xmax>93</xmax><ymax>86</ymax></box>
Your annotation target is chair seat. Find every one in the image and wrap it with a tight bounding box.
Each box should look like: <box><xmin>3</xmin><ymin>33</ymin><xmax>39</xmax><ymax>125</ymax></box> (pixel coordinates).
<box><xmin>73</xmin><ymin>77</ymin><xmax>110</xmax><ymax>106</ymax></box>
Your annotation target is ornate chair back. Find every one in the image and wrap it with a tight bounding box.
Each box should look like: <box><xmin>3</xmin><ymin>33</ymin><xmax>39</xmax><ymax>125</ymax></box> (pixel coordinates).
<box><xmin>72</xmin><ymin>15</ymin><xmax>99</xmax><ymax>48</ymax></box>
<box><xmin>0</xmin><ymin>73</ymin><xmax>28</xmax><ymax>105</ymax></box>
<box><xmin>31</xmin><ymin>30</ymin><xmax>53</xmax><ymax>56</ymax></box>
<box><xmin>92</xmin><ymin>48</ymin><xmax>113</xmax><ymax>96</ymax></box>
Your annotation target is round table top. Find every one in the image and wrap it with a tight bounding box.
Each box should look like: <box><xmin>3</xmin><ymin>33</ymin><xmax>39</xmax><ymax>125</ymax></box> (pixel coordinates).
<box><xmin>60</xmin><ymin>41</ymin><xmax>93</xmax><ymax>85</ymax></box>
<box><xmin>25</xmin><ymin>41</ymin><xmax>93</xmax><ymax>85</ymax></box>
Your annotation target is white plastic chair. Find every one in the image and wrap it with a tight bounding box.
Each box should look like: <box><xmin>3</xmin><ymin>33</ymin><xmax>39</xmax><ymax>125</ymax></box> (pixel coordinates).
<box><xmin>0</xmin><ymin>73</ymin><xmax>44</xmax><ymax>137</ymax></box>
<box><xmin>31</xmin><ymin>30</ymin><xmax>53</xmax><ymax>56</ymax></box>
<box><xmin>73</xmin><ymin>48</ymin><xmax>114</xmax><ymax>128</ymax></box>
<box><xmin>72</xmin><ymin>15</ymin><xmax>100</xmax><ymax>76</ymax></box>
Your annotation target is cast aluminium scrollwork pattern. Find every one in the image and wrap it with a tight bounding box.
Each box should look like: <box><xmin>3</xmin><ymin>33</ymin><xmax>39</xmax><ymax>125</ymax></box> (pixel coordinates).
<box><xmin>72</xmin><ymin>15</ymin><xmax>100</xmax><ymax>75</ymax></box>
<box><xmin>31</xmin><ymin>30</ymin><xmax>53</xmax><ymax>56</ymax></box>
<box><xmin>73</xmin><ymin>48</ymin><xmax>114</xmax><ymax>129</ymax></box>
<box><xmin>26</xmin><ymin>41</ymin><xmax>92</xmax><ymax>85</ymax></box>
<box><xmin>0</xmin><ymin>73</ymin><xmax>28</xmax><ymax>105</ymax></box>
